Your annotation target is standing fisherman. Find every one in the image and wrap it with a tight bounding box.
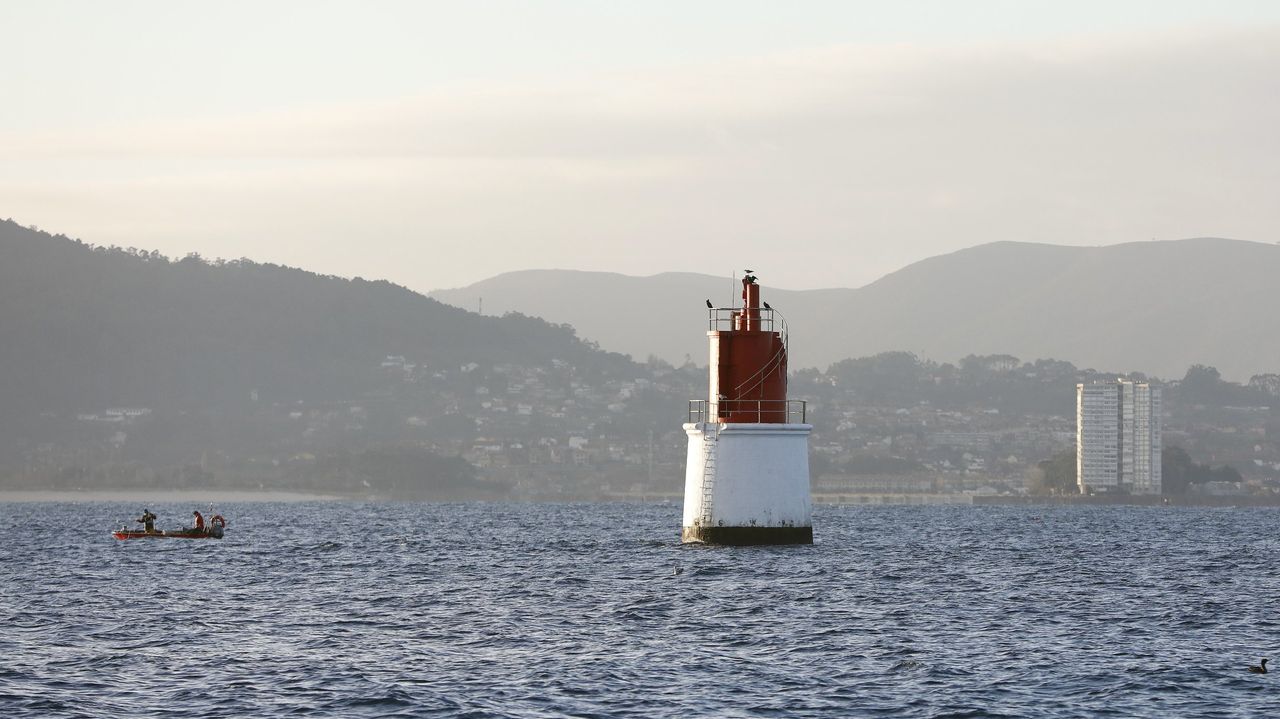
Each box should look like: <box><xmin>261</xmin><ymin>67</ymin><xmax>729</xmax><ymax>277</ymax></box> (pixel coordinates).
<box><xmin>136</xmin><ymin>508</ymin><xmax>157</xmax><ymax>533</ymax></box>
<box><xmin>192</xmin><ymin>510</ymin><xmax>205</xmax><ymax>534</ymax></box>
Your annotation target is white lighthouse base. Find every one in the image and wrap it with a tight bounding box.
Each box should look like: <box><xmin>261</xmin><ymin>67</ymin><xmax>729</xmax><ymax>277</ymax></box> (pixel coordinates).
<box><xmin>681</xmin><ymin>422</ymin><xmax>813</xmax><ymax>545</ymax></box>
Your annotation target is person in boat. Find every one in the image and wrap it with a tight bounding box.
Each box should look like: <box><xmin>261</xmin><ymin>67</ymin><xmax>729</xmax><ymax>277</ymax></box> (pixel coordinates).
<box><xmin>192</xmin><ymin>510</ymin><xmax>205</xmax><ymax>534</ymax></box>
<box><xmin>136</xmin><ymin>508</ymin><xmax>157</xmax><ymax>533</ymax></box>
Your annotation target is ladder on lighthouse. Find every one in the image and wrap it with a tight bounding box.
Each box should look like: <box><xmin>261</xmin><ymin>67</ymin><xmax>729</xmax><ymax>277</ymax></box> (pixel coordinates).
<box><xmin>698</xmin><ymin>422</ymin><xmax>719</xmax><ymax>527</ymax></box>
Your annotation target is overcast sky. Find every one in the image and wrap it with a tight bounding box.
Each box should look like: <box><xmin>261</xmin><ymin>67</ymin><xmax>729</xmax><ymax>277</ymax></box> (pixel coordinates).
<box><xmin>3</xmin><ymin>1</ymin><xmax>1278</xmax><ymax>292</ymax></box>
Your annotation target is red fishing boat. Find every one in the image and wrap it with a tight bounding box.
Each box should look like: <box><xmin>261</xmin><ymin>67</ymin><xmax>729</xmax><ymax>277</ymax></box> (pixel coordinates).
<box><xmin>113</xmin><ymin>514</ymin><xmax>226</xmax><ymax>540</ymax></box>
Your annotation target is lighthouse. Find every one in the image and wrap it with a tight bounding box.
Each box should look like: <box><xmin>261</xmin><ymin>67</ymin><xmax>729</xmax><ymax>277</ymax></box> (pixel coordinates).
<box><xmin>681</xmin><ymin>272</ymin><xmax>813</xmax><ymax>545</ymax></box>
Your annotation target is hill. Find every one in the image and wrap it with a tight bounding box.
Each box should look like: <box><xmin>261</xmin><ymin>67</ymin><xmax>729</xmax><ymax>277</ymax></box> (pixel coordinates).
<box><xmin>0</xmin><ymin>219</ymin><xmax>640</xmax><ymax>494</ymax></box>
<box><xmin>430</xmin><ymin>239</ymin><xmax>1280</xmax><ymax>380</ymax></box>
<box><xmin>430</xmin><ymin>270</ymin><xmax>852</xmax><ymax>368</ymax></box>
<box><xmin>0</xmin><ymin>219</ymin><xmax>631</xmax><ymax>417</ymax></box>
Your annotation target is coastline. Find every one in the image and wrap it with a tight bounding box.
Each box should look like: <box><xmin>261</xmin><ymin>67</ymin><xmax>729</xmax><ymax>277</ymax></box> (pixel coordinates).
<box><xmin>6</xmin><ymin>489</ymin><xmax>1278</xmax><ymax>508</ymax></box>
<box><xmin>973</xmin><ymin>493</ymin><xmax>1280</xmax><ymax>508</ymax></box>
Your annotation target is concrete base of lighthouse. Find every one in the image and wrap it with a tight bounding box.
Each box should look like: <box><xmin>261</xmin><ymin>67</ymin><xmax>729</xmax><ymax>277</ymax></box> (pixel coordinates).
<box><xmin>681</xmin><ymin>422</ymin><xmax>813</xmax><ymax>545</ymax></box>
<box><xmin>681</xmin><ymin>524</ymin><xmax>813</xmax><ymax>545</ymax></box>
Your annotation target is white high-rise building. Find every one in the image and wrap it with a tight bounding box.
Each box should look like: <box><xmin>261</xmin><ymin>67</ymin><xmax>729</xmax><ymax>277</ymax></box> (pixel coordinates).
<box><xmin>1077</xmin><ymin>382</ymin><xmax>1120</xmax><ymax>491</ymax></box>
<box><xmin>1076</xmin><ymin>379</ymin><xmax>1162</xmax><ymax>495</ymax></box>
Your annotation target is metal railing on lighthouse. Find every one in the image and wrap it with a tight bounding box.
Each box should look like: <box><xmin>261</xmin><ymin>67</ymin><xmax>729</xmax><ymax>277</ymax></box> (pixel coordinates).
<box><xmin>688</xmin><ymin>399</ymin><xmax>807</xmax><ymax>424</ymax></box>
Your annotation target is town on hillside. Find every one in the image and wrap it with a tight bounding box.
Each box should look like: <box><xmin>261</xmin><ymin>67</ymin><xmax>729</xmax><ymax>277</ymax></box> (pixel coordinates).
<box><xmin>8</xmin><ymin>349</ymin><xmax>1279</xmax><ymax>503</ymax></box>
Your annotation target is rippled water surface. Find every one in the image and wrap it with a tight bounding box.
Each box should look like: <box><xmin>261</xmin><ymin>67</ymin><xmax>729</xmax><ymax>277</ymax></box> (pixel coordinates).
<box><xmin>1</xmin><ymin>502</ymin><xmax>1277</xmax><ymax>717</ymax></box>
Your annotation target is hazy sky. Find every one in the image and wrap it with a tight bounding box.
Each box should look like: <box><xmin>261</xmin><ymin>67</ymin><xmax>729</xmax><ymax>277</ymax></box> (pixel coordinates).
<box><xmin>3</xmin><ymin>1</ymin><xmax>1278</xmax><ymax>292</ymax></box>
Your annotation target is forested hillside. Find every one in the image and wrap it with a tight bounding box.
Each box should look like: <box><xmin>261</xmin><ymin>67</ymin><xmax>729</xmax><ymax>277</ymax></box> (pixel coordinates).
<box><xmin>0</xmin><ymin>219</ymin><xmax>640</xmax><ymax>496</ymax></box>
<box><xmin>0</xmin><ymin>219</ymin><xmax>631</xmax><ymax>418</ymax></box>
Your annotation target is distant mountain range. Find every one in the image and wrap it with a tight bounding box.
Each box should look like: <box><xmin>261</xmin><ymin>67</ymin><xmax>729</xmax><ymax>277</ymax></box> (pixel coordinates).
<box><xmin>431</xmin><ymin>238</ymin><xmax>1280</xmax><ymax>380</ymax></box>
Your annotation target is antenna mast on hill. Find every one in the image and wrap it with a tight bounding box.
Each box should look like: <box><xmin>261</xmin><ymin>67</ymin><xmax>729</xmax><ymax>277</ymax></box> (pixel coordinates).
<box><xmin>477</xmin><ymin>297</ymin><xmax>483</xmax><ymax>315</ymax></box>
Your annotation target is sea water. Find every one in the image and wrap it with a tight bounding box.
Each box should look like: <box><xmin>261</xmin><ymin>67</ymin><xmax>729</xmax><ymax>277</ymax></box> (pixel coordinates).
<box><xmin>1</xmin><ymin>502</ymin><xmax>1276</xmax><ymax>717</ymax></box>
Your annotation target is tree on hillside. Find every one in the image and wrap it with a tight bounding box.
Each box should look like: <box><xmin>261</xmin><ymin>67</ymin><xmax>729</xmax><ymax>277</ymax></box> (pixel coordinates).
<box><xmin>1162</xmin><ymin>445</ymin><xmax>1243</xmax><ymax>495</ymax></box>
<box><xmin>828</xmin><ymin>351</ymin><xmax>928</xmax><ymax>405</ymax></box>
<box><xmin>1247</xmin><ymin>373</ymin><xmax>1280</xmax><ymax>398</ymax></box>
<box><xmin>1028</xmin><ymin>450</ymin><xmax>1076</xmax><ymax>495</ymax></box>
<box><xmin>1176</xmin><ymin>365</ymin><xmax>1268</xmax><ymax>407</ymax></box>
<box><xmin>961</xmin><ymin>354</ymin><xmax>1021</xmax><ymax>375</ymax></box>
<box><xmin>1179</xmin><ymin>365</ymin><xmax>1226</xmax><ymax>405</ymax></box>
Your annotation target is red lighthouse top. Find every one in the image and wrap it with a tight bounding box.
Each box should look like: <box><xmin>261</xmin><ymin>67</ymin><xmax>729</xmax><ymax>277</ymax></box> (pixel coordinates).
<box><xmin>702</xmin><ymin>272</ymin><xmax>795</xmax><ymax>424</ymax></box>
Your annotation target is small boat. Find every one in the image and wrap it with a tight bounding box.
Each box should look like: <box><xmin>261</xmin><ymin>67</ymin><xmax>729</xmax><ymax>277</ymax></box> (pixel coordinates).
<box><xmin>113</xmin><ymin>515</ymin><xmax>226</xmax><ymax>540</ymax></box>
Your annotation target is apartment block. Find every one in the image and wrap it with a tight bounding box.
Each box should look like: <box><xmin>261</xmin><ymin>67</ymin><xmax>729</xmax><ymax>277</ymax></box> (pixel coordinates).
<box><xmin>1077</xmin><ymin>379</ymin><xmax>1161</xmax><ymax>495</ymax></box>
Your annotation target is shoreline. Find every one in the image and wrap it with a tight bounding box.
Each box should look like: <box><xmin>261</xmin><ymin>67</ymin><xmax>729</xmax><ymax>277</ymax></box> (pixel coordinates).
<box><xmin>6</xmin><ymin>489</ymin><xmax>1279</xmax><ymax>508</ymax></box>
<box><xmin>973</xmin><ymin>494</ymin><xmax>1280</xmax><ymax>508</ymax></box>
